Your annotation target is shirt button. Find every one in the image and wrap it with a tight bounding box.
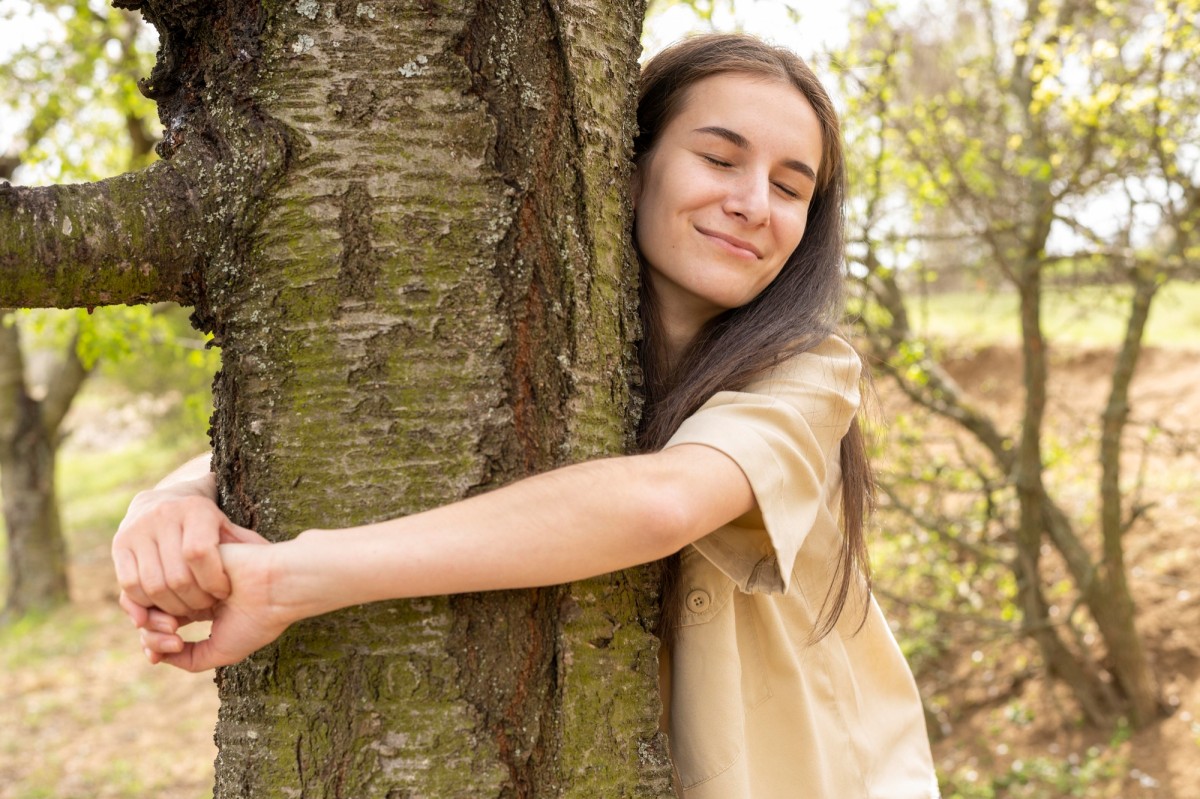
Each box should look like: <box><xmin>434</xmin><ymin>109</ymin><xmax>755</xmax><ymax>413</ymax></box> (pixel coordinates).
<box><xmin>686</xmin><ymin>589</ymin><xmax>711</xmax><ymax>613</ymax></box>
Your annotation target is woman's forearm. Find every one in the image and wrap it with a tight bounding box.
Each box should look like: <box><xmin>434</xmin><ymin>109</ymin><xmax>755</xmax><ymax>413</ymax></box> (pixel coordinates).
<box><xmin>154</xmin><ymin>453</ymin><xmax>212</xmax><ymax>487</ymax></box>
<box><xmin>267</xmin><ymin>444</ymin><xmax>754</xmax><ymax>625</ymax></box>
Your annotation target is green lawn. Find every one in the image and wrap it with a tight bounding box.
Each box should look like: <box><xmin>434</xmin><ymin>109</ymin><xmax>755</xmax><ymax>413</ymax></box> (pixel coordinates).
<box><xmin>904</xmin><ymin>282</ymin><xmax>1200</xmax><ymax>349</ymax></box>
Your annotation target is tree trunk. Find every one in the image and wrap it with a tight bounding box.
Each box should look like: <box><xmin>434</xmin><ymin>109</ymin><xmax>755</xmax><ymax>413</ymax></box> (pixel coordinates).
<box><xmin>1089</xmin><ymin>272</ymin><xmax>1162</xmax><ymax>726</ymax></box>
<box><xmin>0</xmin><ymin>312</ymin><xmax>91</xmax><ymax>618</ymax></box>
<box><xmin>8</xmin><ymin>0</ymin><xmax>665</xmax><ymax>795</ymax></box>
<box><xmin>0</xmin><ymin>401</ymin><xmax>69</xmax><ymax>618</ymax></box>
<box><xmin>4</xmin><ymin>0</ymin><xmax>662</xmax><ymax>791</ymax></box>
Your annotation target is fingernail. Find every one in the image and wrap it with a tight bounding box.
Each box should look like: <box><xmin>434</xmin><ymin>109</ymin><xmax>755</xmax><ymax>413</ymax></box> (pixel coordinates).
<box><xmin>143</xmin><ymin>647</ymin><xmax>154</xmax><ymax>662</ymax></box>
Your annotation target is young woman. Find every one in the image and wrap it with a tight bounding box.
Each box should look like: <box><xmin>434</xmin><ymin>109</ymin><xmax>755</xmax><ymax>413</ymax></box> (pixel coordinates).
<box><xmin>113</xmin><ymin>34</ymin><xmax>939</xmax><ymax>799</ymax></box>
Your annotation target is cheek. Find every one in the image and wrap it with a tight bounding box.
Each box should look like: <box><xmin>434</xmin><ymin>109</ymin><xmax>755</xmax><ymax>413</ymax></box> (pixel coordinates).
<box><xmin>633</xmin><ymin>207</ymin><xmax>663</xmax><ymax>263</ymax></box>
<box><xmin>781</xmin><ymin>210</ymin><xmax>810</xmax><ymax>253</ymax></box>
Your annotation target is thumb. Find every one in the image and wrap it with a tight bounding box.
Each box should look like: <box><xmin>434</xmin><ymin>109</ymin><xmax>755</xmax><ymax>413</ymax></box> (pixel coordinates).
<box><xmin>159</xmin><ymin>636</ymin><xmax>228</xmax><ymax>673</ymax></box>
<box><xmin>220</xmin><ymin>520</ymin><xmax>270</xmax><ymax>545</ymax></box>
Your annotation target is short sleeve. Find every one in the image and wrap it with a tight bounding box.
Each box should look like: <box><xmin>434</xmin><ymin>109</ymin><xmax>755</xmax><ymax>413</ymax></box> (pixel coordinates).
<box><xmin>663</xmin><ymin>335</ymin><xmax>862</xmax><ymax>594</ymax></box>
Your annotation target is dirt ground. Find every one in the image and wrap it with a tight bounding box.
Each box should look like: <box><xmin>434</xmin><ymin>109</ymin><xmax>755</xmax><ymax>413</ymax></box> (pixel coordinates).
<box><xmin>1</xmin><ymin>559</ymin><xmax>219</xmax><ymax>799</ymax></box>
<box><xmin>3</xmin><ymin>343</ymin><xmax>1198</xmax><ymax>798</ymax></box>
<box><xmin>916</xmin><ymin>345</ymin><xmax>1200</xmax><ymax>799</ymax></box>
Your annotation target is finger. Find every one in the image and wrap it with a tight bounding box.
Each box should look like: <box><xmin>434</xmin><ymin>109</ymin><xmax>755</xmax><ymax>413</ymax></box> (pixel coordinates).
<box><xmin>118</xmin><ymin>590</ymin><xmax>150</xmax><ymax>628</ymax></box>
<box><xmin>145</xmin><ymin>607</ymin><xmax>183</xmax><ymax>635</ymax></box>
<box><xmin>182</xmin><ymin>519</ymin><xmax>232</xmax><ymax>601</ymax></box>
<box><xmin>140</xmin><ymin>627</ymin><xmax>185</xmax><ymax>655</ymax></box>
<box><xmin>157</xmin><ymin>523</ymin><xmax>221</xmax><ymax>612</ymax></box>
<box><xmin>221</xmin><ymin>521</ymin><xmax>270</xmax><ymax>546</ymax></box>
<box><xmin>112</xmin><ymin>547</ymin><xmax>154</xmax><ymax>609</ymax></box>
<box><xmin>159</xmin><ymin>636</ymin><xmax>230</xmax><ymax>673</ymax></box>
<box><xmin>133</xmin><ymin>538</ymin><xmax>192</xmax><ymax>617</ymax></box>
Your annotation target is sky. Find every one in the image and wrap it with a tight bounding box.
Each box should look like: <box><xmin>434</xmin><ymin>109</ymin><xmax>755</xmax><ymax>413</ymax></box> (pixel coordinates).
<box><xmin>642</xmin><ymin>0</ymin><xmax>855</xmax><ymax>58</ymax></box>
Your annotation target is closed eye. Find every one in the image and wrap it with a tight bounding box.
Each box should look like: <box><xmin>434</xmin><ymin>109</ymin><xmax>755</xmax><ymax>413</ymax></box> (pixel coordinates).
<box><xmin>700</xmin><ymin>154</ymin><xmax>732</xmax><ymax>168</ymax></box>
<box><xmin>774</xmin><ymin>182</ymin><xmax>802</xmax><ymax>199</ymax></box>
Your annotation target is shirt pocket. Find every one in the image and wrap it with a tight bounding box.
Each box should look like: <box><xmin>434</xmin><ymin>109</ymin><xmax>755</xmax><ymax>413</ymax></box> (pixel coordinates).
<box><xmin>669</xmin><ymin>548</ymin><xmax>773</xmax><ymax>789</ymax></box>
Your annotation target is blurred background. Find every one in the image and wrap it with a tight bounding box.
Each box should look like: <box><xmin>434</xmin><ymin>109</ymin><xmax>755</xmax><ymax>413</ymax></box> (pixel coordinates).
<box><xmin>1</xmin><ymin>0</ymin><xmax>1197</xmax><ymax>796</ymax></box>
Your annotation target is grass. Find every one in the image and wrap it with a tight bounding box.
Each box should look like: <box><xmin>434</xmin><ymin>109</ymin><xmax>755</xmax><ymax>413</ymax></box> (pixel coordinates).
<box><xmin>1</xmin><ymin>386</ymin><xmax>215</xmax><ymax>799</ymax></box>
<box><xmin>905</xmin><ymin>281</ymin><xmax>1200</xmax><ymax>349</ymax></box>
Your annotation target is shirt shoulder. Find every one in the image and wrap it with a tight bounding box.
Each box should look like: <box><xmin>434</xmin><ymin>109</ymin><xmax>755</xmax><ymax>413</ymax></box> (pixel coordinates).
<box><xmin>663</xmin><ymin>334</ymin><xmax>864</xmax><ymax>594</ymax></box>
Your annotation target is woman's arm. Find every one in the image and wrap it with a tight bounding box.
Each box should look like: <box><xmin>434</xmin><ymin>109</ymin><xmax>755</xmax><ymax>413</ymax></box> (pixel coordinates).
<box><xmin>139</xmin><ymin>443</ymin><xmax>755</xmax><ymax>672</ymax></box>
<box><xmin>276</xmin><ymin>444</ymin><xmax>754</xmax><ymax>617</ymax></box>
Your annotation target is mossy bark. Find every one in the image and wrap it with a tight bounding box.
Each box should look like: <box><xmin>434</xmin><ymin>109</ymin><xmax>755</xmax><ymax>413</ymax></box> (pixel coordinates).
<box><xmin>1</xmin><ymin>0</ymin><xmax>663</xmax><ymax>795</ymax></box>
<box><xmin>0</xmin><ymin>163</ymin><xmax>204</xmax><ymax>309</ymax></box>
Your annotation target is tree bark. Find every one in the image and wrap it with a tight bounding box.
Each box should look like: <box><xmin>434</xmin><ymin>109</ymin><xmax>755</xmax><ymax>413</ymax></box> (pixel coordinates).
<box><xmin>4</xmin><ymin>0</ymin><xmax>661</xmax><ymax>791</ymax></box>
<box><xmin>0</xmin><ymin>163</ymin><xmax>205</xmax><ymax>309</ymax></box>
<box><xmin>1091</xmin><ymin>271</ymin><xmax>1161</xmax><ymax>726</ymax></box>
<box><xmin>3</xmin><ymin>0</ymin><xmax>664</xmax><ymax>795</ymax></box>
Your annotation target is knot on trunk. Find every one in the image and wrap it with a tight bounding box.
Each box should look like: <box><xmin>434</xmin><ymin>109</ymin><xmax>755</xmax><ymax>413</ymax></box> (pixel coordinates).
<box><xmin>114</xmin><ymin>1</ymin><xmax>266</xmax><ymax>160</ymax></box>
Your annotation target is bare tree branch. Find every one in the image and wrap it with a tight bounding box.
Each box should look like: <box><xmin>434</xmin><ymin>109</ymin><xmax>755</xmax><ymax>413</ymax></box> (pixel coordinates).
<box><xmin>878</xmin><ymin>481</ymin><xmax>1004</xmax><ymax>564</ymax></box>
<box><xmin>875</xmin><ymin>353</ymin><xmax>1015</xmax><ymax>470</ymax></box>
<box><xmin>0</xmin><ymin>161</ymin><xmax>203</xmax><ymax>309</ymax></box>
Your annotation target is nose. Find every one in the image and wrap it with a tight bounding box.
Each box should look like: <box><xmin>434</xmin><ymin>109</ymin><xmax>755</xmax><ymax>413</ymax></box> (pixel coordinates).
<box><xmin>723</xmin><ymin>170</ymin><xmax>771</xmax><ymax>227</ymax></box>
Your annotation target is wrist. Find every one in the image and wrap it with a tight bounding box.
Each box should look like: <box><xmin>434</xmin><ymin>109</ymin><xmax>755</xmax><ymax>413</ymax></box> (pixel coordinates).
<box><xmin>265</xmin><ymin>529</ymin><xmax>337</xmax><ymax>626</ymax></box>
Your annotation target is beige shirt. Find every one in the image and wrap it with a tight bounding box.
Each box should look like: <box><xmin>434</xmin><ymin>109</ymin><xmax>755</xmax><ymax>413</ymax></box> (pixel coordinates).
<box><xmin>662</xmin><ymin>335</ymin><xmax>938</xmax><ymax>799</ymax></box>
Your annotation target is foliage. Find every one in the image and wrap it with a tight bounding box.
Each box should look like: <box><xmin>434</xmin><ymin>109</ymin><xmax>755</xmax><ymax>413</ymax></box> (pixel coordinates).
<box><xmin>838</xmin><ymin>0</ymin><xmax>1200</xmax><ymax>728</ymax></box>
<box><xmin>0</xmin><ymin>0</ymin><xmax>160</xmax><ymax>181</ymax></box>
<box><xmin>642</xmin><ymin>0</ymin><xmax>809</xmax><ymax>52</ymax></box>
<box><xmin>16</xmin><ymin>304</ymin><xmax>219</xmax><ymax>431</ymax></box>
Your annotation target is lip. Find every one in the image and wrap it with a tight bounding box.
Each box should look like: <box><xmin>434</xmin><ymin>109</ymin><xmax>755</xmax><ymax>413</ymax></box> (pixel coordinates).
<box><xmin>694</xmin><ymin>226</ymin><xmax>763</xmax><ymax>259</ymax></box>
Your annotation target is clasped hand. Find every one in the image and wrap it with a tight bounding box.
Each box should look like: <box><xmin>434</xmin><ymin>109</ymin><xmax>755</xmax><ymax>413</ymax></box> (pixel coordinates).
<box><xmin>111</xmin><ymin>480</ymin><xmax>288</xmax><ymax>671</ymax></box>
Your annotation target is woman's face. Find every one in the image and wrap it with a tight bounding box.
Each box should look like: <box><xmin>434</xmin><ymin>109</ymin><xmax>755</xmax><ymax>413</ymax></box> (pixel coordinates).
<box><xmin>633</xmin><ymin>72</ymin><xmax>823</xmax><ymax>341</ymax></box>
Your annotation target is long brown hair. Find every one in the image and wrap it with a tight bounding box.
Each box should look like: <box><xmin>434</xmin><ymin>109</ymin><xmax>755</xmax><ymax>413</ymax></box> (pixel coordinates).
<box><xmin>635</xmin><ymin>34</ymin><xmax>874</xmax><ymax>643</ymax></box>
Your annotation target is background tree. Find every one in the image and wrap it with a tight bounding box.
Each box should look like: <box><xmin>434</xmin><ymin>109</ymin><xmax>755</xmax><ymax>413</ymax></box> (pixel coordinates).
<box><xmin>0</xmin><ymin>0</ymin><xmax>164</xmax><ymax>618</ymax></box>
<box><xmin>1</xmin><ymin>0</ymin><xmax>669</xmax><ymax>796</ymax></box>
<box><xmin>838</xmin><ymin>0</ymin><xmax>1199</xmax><ymax>729</ymax></box>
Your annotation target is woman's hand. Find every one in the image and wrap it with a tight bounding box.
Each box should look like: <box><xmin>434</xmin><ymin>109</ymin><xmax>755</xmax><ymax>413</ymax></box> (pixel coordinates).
<box><xmin>112</xmin><ymin>475</ymin><xmax>262</xmax><ymax>624</ymax></box>
<box><xmin>131</xmin><ymin>541</ymin><xmax>290</xmax><ymax>672</ymax></box>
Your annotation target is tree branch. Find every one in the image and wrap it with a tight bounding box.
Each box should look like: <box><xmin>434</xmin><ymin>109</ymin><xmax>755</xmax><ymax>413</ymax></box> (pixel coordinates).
<box><xmin>0</xmin><ymin>161</ymin><xmax>203</xmax><ymax>309</ymax></box>
<box><xmin>878</xmin><ymin>481</ymin><xmax>1004</xmax><ymax>565</ymax></box>
<box><xmin>874</xmin><ymin>350</ymin><xmax>1015</xmax><ymax>471</ymax></box>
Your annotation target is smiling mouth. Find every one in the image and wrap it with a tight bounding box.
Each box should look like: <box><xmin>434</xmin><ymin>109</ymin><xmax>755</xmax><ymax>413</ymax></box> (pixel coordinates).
<box><xmin>694</xmin><ymin>226</ymin><xmax>762</xmax><ymax>259</ymax></box>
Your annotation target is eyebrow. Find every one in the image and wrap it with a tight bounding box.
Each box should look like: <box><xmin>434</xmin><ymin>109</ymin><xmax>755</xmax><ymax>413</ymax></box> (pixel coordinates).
<box><xmin>693</xmin><ymin>125</ymin><xmax>817</xmax><ymax>184</ymax></box>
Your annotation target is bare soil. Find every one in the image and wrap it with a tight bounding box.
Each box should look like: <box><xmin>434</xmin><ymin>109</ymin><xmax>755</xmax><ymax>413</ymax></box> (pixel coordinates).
<box><xmin>2</xmin><ymin>558</ymin><xmax>218</xmax><ymax>799</ymax></box>
<box><xmin>910</xmin><ymin>345</ymin><xmax>1200</xmax><ymax>799</ymax></box>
